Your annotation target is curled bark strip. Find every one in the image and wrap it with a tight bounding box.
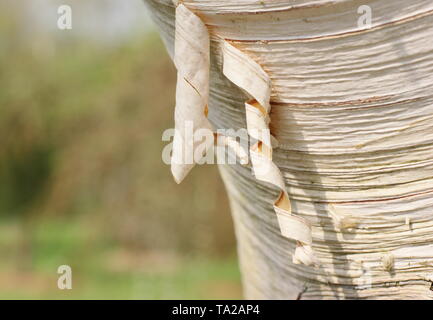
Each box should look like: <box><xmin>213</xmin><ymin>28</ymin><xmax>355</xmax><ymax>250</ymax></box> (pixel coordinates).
<box><xmin>223</xmin><ymin>41</ymin><xmax>318</xmax><ymax>266</ymax></box>
<box><xmin>171</xmin><ymin>4</ymin><xmax>213</xmax><ymax>183</ymax></box>
<box><xmin>222</xmin><ymin>41</ymin><xmax>272</xmax><ymax>111</ymax></box>
<box><xmin>172</xmin><ymin>4</ymin><xmax>248</xmax><ymax>182</ymax></box>
<box><xmin>245</xmin><ymin>101</ymin><xmax>279</xmax><ymax>148</ymax></box>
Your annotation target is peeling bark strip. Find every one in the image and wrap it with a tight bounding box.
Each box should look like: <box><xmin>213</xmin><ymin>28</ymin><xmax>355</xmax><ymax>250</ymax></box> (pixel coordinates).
<box><xmin>145</xmin><ymin>0</ymin><xmax>433</xmax><ymax>299</ymax></box>
<box><xmin>171</xmin><ymin>4</ymin><xmax>245</xmax><ymax>182</ymax></box>
<box><xmin>171</xmin><ymin>4</ymin><xmax>213</xmax><ymax>183</ymax></box>
<box><xmin>222</xmin><ymin>41</ymin><xmax>317</xmax><ymax>266</ymax></box>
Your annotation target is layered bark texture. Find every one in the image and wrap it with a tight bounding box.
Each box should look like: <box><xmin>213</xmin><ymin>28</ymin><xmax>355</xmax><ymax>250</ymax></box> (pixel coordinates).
<box><xmin>144</xmin><ymin>0</ymin><xmax>433</xmax><ymax>299</ymax></box>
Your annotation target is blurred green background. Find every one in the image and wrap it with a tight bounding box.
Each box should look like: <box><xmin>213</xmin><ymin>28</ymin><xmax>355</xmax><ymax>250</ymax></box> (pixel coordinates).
<box><xmin>0</xmin><ymin>0</ymin><xmax>241</xmax><ymax>299</ymax></box>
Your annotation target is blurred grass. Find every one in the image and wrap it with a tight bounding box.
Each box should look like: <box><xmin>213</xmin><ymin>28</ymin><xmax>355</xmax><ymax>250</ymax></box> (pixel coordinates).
<box><xmin>0</xmin><ymin>3</ymin><xmax>240</xmax><ymax>299</ymax></box>
<box><xmin>0</xmin><ymin>217</ymin><xmax>241</xmax><ymax>299</ymax></box>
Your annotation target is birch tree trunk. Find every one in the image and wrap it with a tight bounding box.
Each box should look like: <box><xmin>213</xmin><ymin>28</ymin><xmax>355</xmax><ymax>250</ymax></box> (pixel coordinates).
<box><xmin>144</xmin><ymin>0</ymin><xmax>433</xmax><ymax>299</ymax></box>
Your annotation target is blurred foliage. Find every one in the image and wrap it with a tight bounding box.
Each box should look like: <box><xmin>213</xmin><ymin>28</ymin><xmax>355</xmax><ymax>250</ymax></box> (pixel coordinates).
<box><xmin>0</xmin><ymin>218</ymin><xmax>241</xmax><ymax>299</ymax></box>
<box><xmin>0</xmin><ymin>2</ymin><xmax>239</xmax><ymax>299</ymax></box>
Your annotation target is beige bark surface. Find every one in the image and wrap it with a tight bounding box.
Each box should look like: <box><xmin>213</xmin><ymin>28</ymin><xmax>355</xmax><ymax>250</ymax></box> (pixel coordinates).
<box><xmin>144</xmin><ymin>0</ymin><xmax>433</xmax><ymax>299</ymax></box>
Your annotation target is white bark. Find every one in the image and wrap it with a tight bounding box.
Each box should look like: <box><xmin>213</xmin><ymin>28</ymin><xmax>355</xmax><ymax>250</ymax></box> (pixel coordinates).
<box><xmin>144</xmin><ymin>0</ymin><xmax>433</xmax><ymax>299</ymax></box>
